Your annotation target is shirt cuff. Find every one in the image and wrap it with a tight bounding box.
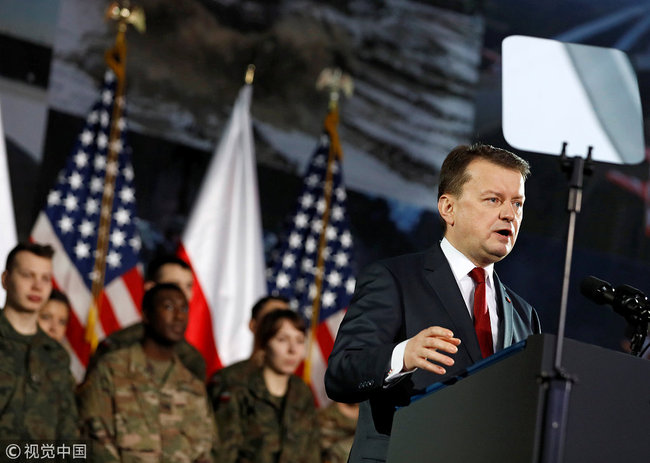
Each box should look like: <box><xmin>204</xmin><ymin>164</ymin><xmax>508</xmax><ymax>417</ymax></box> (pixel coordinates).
<box><xmin>385</xmin><ymin>339</ymin><xmax>414</xmax><ymax>384</ymax></box>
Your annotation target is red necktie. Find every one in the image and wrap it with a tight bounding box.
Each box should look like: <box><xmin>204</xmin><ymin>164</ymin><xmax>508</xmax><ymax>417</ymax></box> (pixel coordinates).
<box><xmin>469</xmin><ymin>267</ymin><xmax>494</xmax><ymax>358</ymax></box>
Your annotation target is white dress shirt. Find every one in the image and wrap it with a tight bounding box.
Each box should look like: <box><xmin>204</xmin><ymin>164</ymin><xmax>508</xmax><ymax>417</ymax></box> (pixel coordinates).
<box><xmin>439</xmin><ymin>237</ymin><xmax>499</xmax><ymax>348</ymax></box>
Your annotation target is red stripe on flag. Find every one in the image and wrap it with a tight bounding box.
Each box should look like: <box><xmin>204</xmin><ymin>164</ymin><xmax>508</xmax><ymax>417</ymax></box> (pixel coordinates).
<box><xmin>177</xmin><ymin>244</ymin><xmax>222</xmax><ymax>377</ymax></box>
<box><xmin>99</xmin><ymin>291</ymin><xmax>120</xmax><ymax>336</ymax></box>
<box><xmin>316</xmin><ymin>320</ymin><xmax>335</xmax><ymax>362</ymax></box>
<box><xmin>66</xmin><ymin>308</ymin><xmax>92</xmax><ymax>367</ymax></box>
<box><xmin>52</xmin><ymin>279</ymin><xmax>91</xmax><ymax>367</ymax></box>
<box><xmin>121</xmin><ymin>266</ymin><xmax>144</xmax><ymax>314</ymax></box>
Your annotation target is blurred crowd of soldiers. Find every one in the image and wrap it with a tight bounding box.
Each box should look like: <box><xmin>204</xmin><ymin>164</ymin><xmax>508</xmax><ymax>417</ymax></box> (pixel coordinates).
<box><xmin>0</xmin><ymin>241</ymin><xmax>358</xmax><ymax>462</ymax></box>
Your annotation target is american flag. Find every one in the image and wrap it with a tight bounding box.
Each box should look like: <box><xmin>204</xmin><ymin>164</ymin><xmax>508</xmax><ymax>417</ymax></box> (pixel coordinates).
<box><xmin>31</xmin><ymin>69</ymin><xmax>143</xmax><ymax>381</ymax></box>
<box><xmin>267</xmin><ymin>108</ymin><xmax>356</xmax><ymax>406</ymax></box>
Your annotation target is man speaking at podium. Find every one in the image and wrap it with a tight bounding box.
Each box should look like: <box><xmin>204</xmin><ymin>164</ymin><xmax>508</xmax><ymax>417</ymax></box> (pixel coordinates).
<box><xmin>325</xmin><ymin>143</ymin><xmax>542</xmax><ymax>463</ymax></box>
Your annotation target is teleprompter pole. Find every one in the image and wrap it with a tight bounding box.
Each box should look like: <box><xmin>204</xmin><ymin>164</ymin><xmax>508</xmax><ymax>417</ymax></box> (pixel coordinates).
<box><xmin>538</xmin><ymin>142</ymin><xmax>592</xmax><ymax>463</ymax></box>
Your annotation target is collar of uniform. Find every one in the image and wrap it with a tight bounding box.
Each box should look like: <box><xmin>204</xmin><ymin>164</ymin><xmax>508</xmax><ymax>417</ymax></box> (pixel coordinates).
<box><xmin>439</xmin><ymin>238</ymin><xmax>494</xmax><ymax>289</ymax></box>
<box><xmin>0</xmin><ymin>309</ymin><xmax>52</xmax><ymax>345</ymax></box>
<box><xmin>128</xmin><ymin>342</ymin><xmax>179</xmax><ymax>380</ymax></box>
<box><xmin>249</xmin><ymin>365</ymin><xmax>274</xmax><ymax>401</ymax></box>
<box><xmin>0</xmin><ymin>310</ymin><xmax>15</xmax><ymax>338</ymax></box>
<box><xmin>248</xmin><ymin>366</ymin><xmax>305</xmax><ymax>408</ymax></box>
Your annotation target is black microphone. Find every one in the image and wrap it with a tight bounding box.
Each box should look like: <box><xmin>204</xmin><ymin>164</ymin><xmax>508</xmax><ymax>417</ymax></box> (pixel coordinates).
<box><xmin>580</xmin><ymin>276</ymin><xmax>650</xmax><ymax>324</ymax></box>
<box><xmin>581</xmin><ymin>276</ymin><xmax>650</xmax><ymax>357</ymax></box>
<box><xmin>580</xmin><ymin>276</ymin><xmax>614</xmax><ymax>306</ymax></box>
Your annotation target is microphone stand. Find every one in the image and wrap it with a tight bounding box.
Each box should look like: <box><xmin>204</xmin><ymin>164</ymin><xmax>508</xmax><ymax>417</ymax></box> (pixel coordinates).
<box><xmin>629</xmin><ymin>323</ymin><xmax>649</xmax><ymax>356</ymax></box>
<box><xmin>538</xmin><ymin>142</ymin><xmax>592</xmax><ymax>463</ymax></box>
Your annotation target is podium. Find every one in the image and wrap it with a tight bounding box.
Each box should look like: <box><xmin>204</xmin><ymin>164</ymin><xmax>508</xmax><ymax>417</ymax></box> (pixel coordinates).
<box><xmin>386</xmin><ymin>334</ymin><xmax>650</xmax><ymax>462</ymax></box>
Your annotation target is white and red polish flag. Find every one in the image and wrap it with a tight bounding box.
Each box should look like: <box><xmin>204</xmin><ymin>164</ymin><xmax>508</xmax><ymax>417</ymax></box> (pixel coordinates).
<box><xmin>178</xmin><ymin>82</ymin><xmax>267</xmax><ymax>377</ymax></box>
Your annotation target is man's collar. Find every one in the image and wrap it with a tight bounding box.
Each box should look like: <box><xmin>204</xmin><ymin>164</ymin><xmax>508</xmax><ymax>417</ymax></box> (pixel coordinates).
<box><xmin>440</xmin><ymin>237</ymin><xmax>494</xmax><ymax>284</ymax></box>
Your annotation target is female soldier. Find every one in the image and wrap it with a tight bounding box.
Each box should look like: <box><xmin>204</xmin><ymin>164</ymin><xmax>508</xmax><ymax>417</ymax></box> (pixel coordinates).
<box><xmin>214</xmin><ymin>309</ymin><xmax>320</xmax><ymax>463</ymax></box>
<box><xmin>38</xmin><ymin>288</ymin><xmax>71</xmax><ymax>343</ymax></box>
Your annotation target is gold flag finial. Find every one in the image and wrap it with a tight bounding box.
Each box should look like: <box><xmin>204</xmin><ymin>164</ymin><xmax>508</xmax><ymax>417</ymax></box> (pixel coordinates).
<box><xmin>245</xmin><ymin>64</ymin><xmax>256</xmax><ymax>85</ymax></box>
<box><xmin>106</xmin><ymin>1</ymin><xmax>146</xmax><ymax>34</ymax></box>
<box><xmin>316</xmin><ymin>68</ymin><xmax>354</xmax><ymax>110</ymax></box>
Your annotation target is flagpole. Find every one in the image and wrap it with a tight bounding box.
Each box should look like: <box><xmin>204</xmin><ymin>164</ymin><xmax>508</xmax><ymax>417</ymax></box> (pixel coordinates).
<box><xmin>303</xmin><ymin>68</ymin><xmax>353</xmax><ymax>384</ymax></box>
<box><xmin>86</xmin><ymin>1</ymin><xmax>145</xmax><ymax>350</ymax></box>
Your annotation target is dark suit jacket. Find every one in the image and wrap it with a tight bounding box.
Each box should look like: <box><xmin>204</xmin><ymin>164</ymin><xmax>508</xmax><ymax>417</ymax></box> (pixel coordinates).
<box><xmin>324</xmin><ymin>244</ymin><xmax>541</xmax><ymax>463</ymax></box>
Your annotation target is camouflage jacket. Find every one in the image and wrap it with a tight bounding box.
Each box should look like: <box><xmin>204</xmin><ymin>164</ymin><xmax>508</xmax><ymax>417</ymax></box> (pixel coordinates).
<box><xmin>0</xmin><ymin>311</ymin><xmax>79</xmax><ymax>439</ymax></box>
<box><xmin>207</xmin><ymin>358</ymin><xmax>257</xmax><ymax>414</ymax></box>
<box><xmin>317</xmin><ymin>403</ymin><xmax>357</xmax><ymax>463</ymax></box>
<box><xmin>214</xmin><ymin>365</ymin><xmax>320</xmax><ymax>463</ymax></box>
<box><xmin>78</xmin><ymin>343</ymin><xmax>217</xmax><ymax>463</ymax></box>
<box><xmin>86</xmin><ymin>322</ymin><xmax>206</xmax><ymax>381</ymax></box>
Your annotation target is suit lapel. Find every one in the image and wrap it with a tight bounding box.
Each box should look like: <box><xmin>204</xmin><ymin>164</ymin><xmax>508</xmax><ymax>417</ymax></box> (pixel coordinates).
<box><xmin>493</xmin><ymin>271</ymin><xmax>514</xmax><ymax>350</ymax></box>
<box><xmin>422</xmin><ymin>245</ymin><xmax>482</xmax><ymax>364</ymax></box>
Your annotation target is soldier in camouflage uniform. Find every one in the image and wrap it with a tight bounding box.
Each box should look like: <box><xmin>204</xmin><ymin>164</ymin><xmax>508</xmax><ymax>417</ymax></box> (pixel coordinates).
<box><xmin>213</xmin><ymin>309</ymin><xmax>320</xmax><ymax>463</ymax></box>
<box><xmin>78</xmin><ymin>283</ymin><xmax>217</xmax><ymax>462</ymax></box>
<box><xmin>86</xmin><ymin>255</ymin><xmax>206</xmax><ymax>381</ymax></box>
<box><xmin>208</xmin><ymin>296</ymin><xmax>289</xmax><ymax>413</ymax></box>
<box><xmin>318</xmin><ymin>402</ymin><xmax>359</xmax><ymax>463</ymax></box>
<box><xmin>0</xmin><ymin>242</ymin><xmax>79</xmax><ymax>439</ymax></box>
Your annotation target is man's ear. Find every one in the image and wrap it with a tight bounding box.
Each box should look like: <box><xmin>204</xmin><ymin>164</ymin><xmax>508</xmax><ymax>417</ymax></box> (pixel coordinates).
<box><xmin>438</xmin><ymin>194</ymin><xmax>455</xmax><ymax>226</ymax></box>
<box><xmin>1</xmin><ymin>270</ymin><xmax>7</xmax><ymax>291</ymax></box>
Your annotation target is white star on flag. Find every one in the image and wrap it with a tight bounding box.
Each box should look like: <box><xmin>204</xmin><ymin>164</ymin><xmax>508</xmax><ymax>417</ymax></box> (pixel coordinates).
<box><xmin>94</xmin><ymin>155</ymin><xmax>106</xmax><ymax>171</ymax></box>
<box><xmin>106</xmin><ymin>250</ymin><xmax>121</xmax><ymax>268</ymax></box>
<box><xmin>64</xmin><ymin>194</ymin><xmax>78</xmax><ymax>212</ymax></box>
<box><xmin>90</xmin><ymin>176</ymin><xmax>103</xmax><ymax>194</ymax></box>
<box><xmin>85</xmin><ymin>198</ymin><xmax>99</xmax><ymax>215</ymax></box>
<box><xmin>97</xmin><ymin>133</ymin><xmax>108</xmax><ymax>150</ymax></box>
<box><xmin>79</xmin><ymin>220</ymin><xmax>95</xmax><ymax>238</ymax></box>
<box><xmin>74</xmin><ymin>241</ymin><xmax>90</xmax><ymax>259</ymax></box>
<box><xmin>114</xmin><ymin>207</ymin><xmax>130</xmax><ymax>226</ymax></box>
<box><xmin>47</xmin><ymin>191</ymin><xmax>61</xmax><ymax>206</ymax></box>
<box><xmin>69</xmin><ymin>172</ymin><xmax>83</xmax><ymax>190</ymax></box>
<box><xmin>80</xmin><ymin>130</ymin><xmax>94</xmax><ymax>146</ymax></box>
<box><xmin>58</xmin><ymin>216</ymin><xmax>74</xmax><ymax>234</ymax></box>
<box><xmin>110</xmin><ymin>229</ymin><xmax>126</xmax><ymax>247</ymax></box>
<box><xmin>100</xmin><ymin>110</ymin><xmax>110</xmax><ymax>128</ymax></box>
<box><xmin>119</xmin><ymin>186</ymin><xmax>135</xmax><ymax>203</ymax></box>
<box><xmin>74</xmin><ymin>151</ymin><xmax>88</xmax><ymax>168</ymax></box>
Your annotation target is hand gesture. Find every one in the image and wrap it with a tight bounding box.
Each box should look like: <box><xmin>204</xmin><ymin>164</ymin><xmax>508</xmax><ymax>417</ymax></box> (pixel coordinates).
<box><xmin>403</xmin><ymin>326</ymin><xmax>461</xmax><ymax>375</ymax></box>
